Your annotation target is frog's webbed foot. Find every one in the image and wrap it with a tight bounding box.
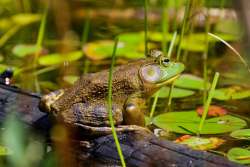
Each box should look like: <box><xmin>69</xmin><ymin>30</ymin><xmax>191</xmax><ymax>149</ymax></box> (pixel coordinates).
<box><xmin>74</xmin><ymin>123</ymin><xmax>151</xmax><ymax>136</ymax></box>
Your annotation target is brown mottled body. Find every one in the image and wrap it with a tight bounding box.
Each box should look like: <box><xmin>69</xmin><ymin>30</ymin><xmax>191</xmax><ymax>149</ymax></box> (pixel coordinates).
<box><xmin>40</xmin><ymin>59</ymin><xmax>156</xmax><ymax>127</ymax></box>
<box><xmin>39</xmin><ymin>52</ymin><xmax>184</xmax><ymax>136</ymax></box>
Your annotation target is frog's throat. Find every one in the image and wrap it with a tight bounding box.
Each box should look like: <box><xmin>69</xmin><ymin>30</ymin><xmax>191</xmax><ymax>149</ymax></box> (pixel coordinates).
<box><xmin>155</xmin><ymin>74</ymin><xmax>180</xmax><ymax>87</ymax></box>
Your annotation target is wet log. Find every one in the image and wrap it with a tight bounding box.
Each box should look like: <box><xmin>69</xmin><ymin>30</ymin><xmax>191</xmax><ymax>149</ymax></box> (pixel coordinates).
<box><xmin>0</xmin><ymin>83</ymin><xmax>244</xmax><ymax>167</ymax></box>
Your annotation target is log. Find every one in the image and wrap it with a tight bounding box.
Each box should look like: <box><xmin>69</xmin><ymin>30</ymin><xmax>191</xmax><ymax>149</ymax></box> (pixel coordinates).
<box><xmin>0</xmin><ymin>82</ymin><xmax>244</xmax><ymax>167</ymax></box>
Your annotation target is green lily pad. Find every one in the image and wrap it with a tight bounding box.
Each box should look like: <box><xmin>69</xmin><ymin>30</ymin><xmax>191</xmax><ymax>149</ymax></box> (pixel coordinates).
<box><xmin>12</xmin><ymin>44</ymin><xmax>41</xmax><ymax>58</ymax></box>
<box><xmin>38</xmin><ymin>51</ymin><xmax>83</xmax><ymax>66</ymax></box>
<box><xmin>230</xmin><ymin>129</ymin><xmax>250</xmax><ymax>140</ymax></box>
<box><xmin>215</xmin><ymin>20</ymin><xmax>242</xmax><ymax>35</ymax></box>
<box><xmin>119</xmin><ymin>32</ymin><xmax>144</xmax><ymax>44</ymax></box>
<box><xmin>11</xmin><ymin>13</ymin><xmax>41</xmax><ymax>26</ymax></box>
<box><xmin>0</xmin><ymin>18</ymin><xmax>12</xmax><ymax>30</ymax></box>
<box><xmin>148</xmin><ymin>32</ymin><xmax>175</xmax><ymax>42</ymax></box>
<box><xmin>83</xmin><ymin>40</ymin><xmax>145</xmax><ymax>60</ymax></box>
<box><xmin>174</xmin><ymin>74</ymin><xmax>211</xmax><ymax>90</ymax></box>
<box><xmin>228</xmin><ymin>148</ymin><xmax>250</xmax><ymax>165</ymax></box>
<box><xmin>213</xmin><ymin>87</ymin><xmax>250</xmax><ymax>101</ymax></box>
<box><xmin>0</xmin><ymin>145</ymin><xmax>12</xmax><ymax>156</ymax></box>
<box><xmin>153</xmin><ymin>111</ymin><xmax>247</xmax><ymax>134</ymax></box>
<box><xmin>153</xmin><ymin>86</ymin><xmax>195</xmax><ymax>98</ymax></box>
<box><xmin>63</xmin><ymin>75</ymin><xmax>79</xmax><ymax>85</ymax></box>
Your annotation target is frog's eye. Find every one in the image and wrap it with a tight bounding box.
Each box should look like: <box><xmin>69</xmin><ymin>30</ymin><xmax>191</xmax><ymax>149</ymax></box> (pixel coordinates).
<box><xmin>161</xmin><ymin>57</ymin><xmax>170</xmax><ymax>67</ymax></box>
<box><xmin>140</xmin><ymin>65</ymin><xmax>161</xmax><ymax>83</ymax></box>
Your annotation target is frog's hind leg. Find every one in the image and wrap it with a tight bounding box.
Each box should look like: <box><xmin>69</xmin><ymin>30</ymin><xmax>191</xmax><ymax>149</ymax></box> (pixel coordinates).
<box><xmin>74</xmin><ymin>123</ymin><xmax>151</xmax><ymax>136</ymax></box>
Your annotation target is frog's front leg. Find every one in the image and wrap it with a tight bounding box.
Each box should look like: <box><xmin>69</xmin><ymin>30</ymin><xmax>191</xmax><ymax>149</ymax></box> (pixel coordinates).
<box><xmin>74</xmin><ymin>123</ymin><xmax>151</xmax><ymax>136</ymax></box>
<box><xmin>123</xmin><ymin>93</ymin><xmax>147</xmax><ymax>126</ymax></box>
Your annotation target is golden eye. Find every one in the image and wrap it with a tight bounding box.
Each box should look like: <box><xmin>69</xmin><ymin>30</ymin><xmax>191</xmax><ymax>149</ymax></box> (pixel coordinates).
<box><xmin>161</xmin><ymin>57</ymin><xmax>170</xmax><ymax>67</ymax></box>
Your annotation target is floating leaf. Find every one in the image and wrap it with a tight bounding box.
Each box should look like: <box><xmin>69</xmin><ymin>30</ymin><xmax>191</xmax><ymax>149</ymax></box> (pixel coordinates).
<box><xmin>175</xmin><ymin>135</ymin><xmax>225</xmax><ymax>151</ymax></box>
<box><xmin>0</xmin><ymin>18</ymin><xmax>12</xmax><ymax>30</ymax></box>
<box><xmin>230</xmin><ymin>129</ymin><xmax>250</xmax><ymax>140</ymax></box>
<box><xmin>148</xmin><ymin>32</ymin><xmax>175</xmax><ymax>42</ymax></box>
<box><xmin>228</xmin><ymin>148</ymin><xmax>250</xmax><ymax>165</ymax></box>
<box><xmin>174</xmin><ymin>74</ymin><xmax>211</xmax><ymax>90</ymax></box>
<box><xmin>12</xmin><ymin>44</ymin><xmax>41</xmax><ymax>58</ymax></box>
<box><xmin>153</xmin><ymin>111</ymin><xmax>247</xmax><ymax>134</ymax></box>
<box><xmin>38</xmin><ymin>51</ymin><xmax>83</xmax><ymax>66</ymax></box>
<box><xmin>215</xmin><ymin>20</ymin><xmax>242</xmax><ymax>36</ymax></box>
<box><xmin>83</xmin><ymin>40</ymin><xmax>145</xmax><ymax>60</ymax></box>
<box><xmin>63</xmin><ymin>75</ymin><xmax>79</xmax><ymax>85</ymax></box>
<box><xmin>119</xmin><ymin>32</ymin><xmax>144</xmax><ymax>44</ymax></box>
<box><xmin>153</xmin><ymin>86</ymin><xmax>195</xmax><ymax>98</ymax></box>
<box><xmin>196</xmin><ymin>105</ymin><xmax>228</xmax><ymax>117</ymax></box>
<box><xmin>213</xmin><ymin>86</ymin><xmax>250</xmax><ymax>100</ymax></box>
<box><xmin>0</xmin><ymin>145</ymin><xmax>12</xmax><ymax>156</ymax></box>
<box><xmin>11</xmin><ymin>13</ymin><xmax>41</xmax><ymax>26</ymax></box>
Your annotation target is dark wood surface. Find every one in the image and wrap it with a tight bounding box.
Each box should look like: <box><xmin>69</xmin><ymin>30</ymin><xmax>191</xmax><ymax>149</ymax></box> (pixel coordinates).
<box><xmin>0</xmin><ymin>83</ymin><xmax>244</xmax><ymax>167</ymax></box>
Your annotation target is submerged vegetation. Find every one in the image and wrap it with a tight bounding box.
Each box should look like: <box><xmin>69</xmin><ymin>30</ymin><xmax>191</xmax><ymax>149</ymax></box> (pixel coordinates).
<box><xmin>0</xmin><ymin>0</ymin><xmax>249</xmax><ymax>166</ymax></box>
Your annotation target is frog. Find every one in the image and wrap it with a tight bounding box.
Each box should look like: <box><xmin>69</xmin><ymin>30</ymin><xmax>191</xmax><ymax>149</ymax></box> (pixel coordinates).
<box><xmin>39</xmin><ymin>50</ymin><xmax>185</xmax><ymax>136</ymax></box>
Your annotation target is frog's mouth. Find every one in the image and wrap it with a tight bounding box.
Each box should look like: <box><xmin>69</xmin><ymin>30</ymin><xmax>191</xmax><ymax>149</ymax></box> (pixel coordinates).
<box><xmin>139</xmin><ymin>62</ymin><xmax>184</xmax><ymax>86</ymax></box>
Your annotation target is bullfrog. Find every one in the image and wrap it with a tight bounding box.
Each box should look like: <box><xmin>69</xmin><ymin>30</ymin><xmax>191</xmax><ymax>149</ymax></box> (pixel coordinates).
<box><xmin>39</xmin><ymin>50</ymin><xmax>184</xmax><ymax>135</ymax></box>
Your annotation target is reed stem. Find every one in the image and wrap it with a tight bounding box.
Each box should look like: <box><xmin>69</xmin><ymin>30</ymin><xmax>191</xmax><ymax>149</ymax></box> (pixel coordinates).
<box><xmin>108</xmin><ymin>37</ymin><xmax>126</xmax><ymax>167</ymax></box>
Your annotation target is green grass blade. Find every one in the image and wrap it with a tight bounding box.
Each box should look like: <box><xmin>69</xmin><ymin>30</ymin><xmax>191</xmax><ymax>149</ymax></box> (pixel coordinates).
<box><xmin>198</xmin><ymin>72</ymin><xmax>220</xmax><ymax>135</ymax></box>
<box><xmin>208</xmin><ymin>32</ymin><xmax>250</xmax><ymax>74</ymax></box>
<box><xmin>108</xmin><ymin>37</ymin><xmax>126</xmax><ymax>167</ymax></box>
<box><xmin>176</xmin><ymin>0</ymin><xmax>191</xmax><ymax>61</ymax></box>
<box><xmin>167</xmin><ymin>31</ymin><xmax>177</xmax><ymax>59</ymax></box>
<box><xmin>144</xmin><ymin>0</ymin><xmax>148</xmax><ymax>56</ymax></box>
<box><xmin>33</xmin><ymin>6</ymin><xmax>48</xmax><ymax>92</ymax></box>
<box><xmin>161</xmin><ymin>0</ymin><xmax>168</xmax><ymax>55</ymax></box>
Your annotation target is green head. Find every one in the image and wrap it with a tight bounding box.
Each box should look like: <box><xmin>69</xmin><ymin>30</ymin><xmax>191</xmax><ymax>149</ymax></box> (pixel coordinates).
<box><xmin>139</xmin><ymin>50</ymin><xmax>185</xmax><ymax>87</ymax></box>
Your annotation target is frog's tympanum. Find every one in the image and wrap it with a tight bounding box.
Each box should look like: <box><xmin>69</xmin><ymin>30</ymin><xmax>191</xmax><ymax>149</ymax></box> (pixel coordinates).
<box><xmin>39</xmin><ymin>50</ymin><xmax>184</xmax><ymax>135</ymax></box>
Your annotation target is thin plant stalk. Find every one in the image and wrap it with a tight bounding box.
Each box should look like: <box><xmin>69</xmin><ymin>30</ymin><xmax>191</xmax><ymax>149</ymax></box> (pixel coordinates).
<box><xmin>161</xmin><ymin>0</ymin><xmax>168</xmax><ymax>55</ymax></box>
<box><xmin>176</xmin><ymin>0</ymin><xmax>191</xmax><ymax>61</ymax></box>
<box><xmin>33</xmin><ymin>6</ymin><xmax>48</xmax><ymax>92</ymax></box>
<box><xmin>0</xmin><ymin>26</ymin><xmax>20</xmax><ymax>48</ymax></box>
<box><xmin>149</xmin><ymin>91</ymin><xmax>159</xmax><ymax>119</ymax></box>
<box><xmin>208</xmin><ymin>32</ymin><xmax>250</xmax><ymax>74</ymax></box>
<box><xmin>198</xmin><ymin>72</ymin><xmax>220</xmax><ymax>135</ymax></box>
<box><xmin>202</xmin><ymin>8</ymin><xmax>211</xmax><ymax>106</ymax></box>
<box><xmin>81</xmin><ymin>12</ymin><xmax>91</xmax><ymax>74</ymax></box>
<box><xmin>144</xmin><ymin>0</ymin><xmax>148</xmax><ymax>56</ymax></box>
<box><xmin>107</xmin><ymin>37</ymin><xmax>126</xmax><ymax>167</ymax></box>
<box><xmin>167</xmin><ymin>31</ymin><xmax>177</xmax><ymax>59</ymax></box>
<box><xmin>166</xmin><ymin>31</ymin><xmax>177</xmax><ymax>111</ymax></box>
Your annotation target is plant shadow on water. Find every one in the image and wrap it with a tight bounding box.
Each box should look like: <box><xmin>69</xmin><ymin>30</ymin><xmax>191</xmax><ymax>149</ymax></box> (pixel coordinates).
<box><xmin>0</xmin><ymin>0</ymin><xmax>249</xmax><ymax>166</ymax></box>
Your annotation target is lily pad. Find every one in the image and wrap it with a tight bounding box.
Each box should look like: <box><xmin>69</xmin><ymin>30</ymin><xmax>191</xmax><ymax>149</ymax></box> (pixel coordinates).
<box><xmin>63</xmin><ymin>75</ymin><xmax>79</xmax><ymax>85</ymax></box>
<box><xmin>153</xmin><ymin>86</ymin><xmax>195</xmax><ymax>98</ymax></box>
<box><xmin>83</xmin><ymin>40</ymin><xmax>145</xmax><ymax>60</ymax></box>
<box><xmin>38</xmin><ymin>51</ymin><xmax>83</xmax><ymax>66</ymax></box>
<box><xmin>12</xmin><ymin>44</ymin><xmax>41</xmax><ymax>58</ymax></box>
<box><xmin>11</xmin><ymin>13</ymin><xmax>41</xmax><ymax>26</ymax></box>
<box><xmin>0</xmin><ymin>145</ymin><xmax>12</xmax><ymax>156</ymax></box>
<box><xmin>174</xmin><ymin>74</ymin><xmax>211</xmax><ymax>90</ymax></box>
<box><xmin>119</xmin><ymin>32</ymin><xmax>144</xmax><ymax>44</ymax></box>
<box><xmin>175</xmin><ymin>135</ymin><xmax>225</xmax><ymax>151</ymax></box>
<box><xmin>153</xmin><ymin>111</ymin><xmax>247</xmax><ymax>134</ymax></box>
<box><xmin>213</xmin><ymin>86</ymin><xmax>250</xmax><ymax>100</ymax></box>
<box><xmin>230</xmin><ymin>129</ymin><xmax>250</xmax><ymax>140</ymax></box>
<box><xmin>228</xmin><ymin>148</ymin><xmax>250</xmax><ymax>165</ymax></box>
